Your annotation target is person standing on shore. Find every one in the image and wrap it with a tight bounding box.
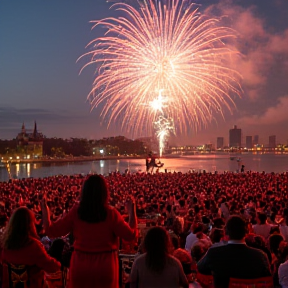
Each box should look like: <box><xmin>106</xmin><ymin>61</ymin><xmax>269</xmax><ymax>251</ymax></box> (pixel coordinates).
<box><xmin>41</xmin><ymin>174</ymin><xmax>137</xmax><ymax>288</ymax></box>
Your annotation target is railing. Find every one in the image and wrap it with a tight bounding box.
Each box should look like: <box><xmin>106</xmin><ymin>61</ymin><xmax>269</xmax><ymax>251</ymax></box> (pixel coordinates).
<box><xmin>119</xmin><ymin>253</ymin><xmax>137</xmax><ymax>288</ymax></box>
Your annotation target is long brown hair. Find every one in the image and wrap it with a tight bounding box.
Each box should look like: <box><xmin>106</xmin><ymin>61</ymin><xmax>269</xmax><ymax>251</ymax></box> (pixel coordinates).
<box><xmin>1</xmin><ymin>207</ymin><xmax>38</xmax><ymax>250</ymax></box>
<box><xmin>144</xmin><ymin>226</ymin><xmax>171</xmax><ymax>274</ymax></box>
<box><xmin>77</xmin><ymin>174</ymin><xmax>109</xmax><ymax>223</ymax></box>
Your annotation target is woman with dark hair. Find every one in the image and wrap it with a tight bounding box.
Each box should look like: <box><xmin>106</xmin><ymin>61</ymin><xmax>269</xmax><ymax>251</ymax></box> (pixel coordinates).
<box><xmin>129</xmin><ymin>226</ymin><xmax>188</xmax><ymax>288</ymax></box>
<box><xmin>1</xmin><ymin>207</ymin><xmax>60</xmax><ymax>288</ymax></box>
<box><xmin>41</xmin><ymin>174</ymin><xmax>137</xmax><ymax>288</ymax></box>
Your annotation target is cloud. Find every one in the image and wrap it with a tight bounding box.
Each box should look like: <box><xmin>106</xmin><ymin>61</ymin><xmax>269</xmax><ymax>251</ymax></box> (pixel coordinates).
<box><xmin>0</xmin><ymin>106</ymin><xmax>88</xmax><ymax>133</ymax></box>
<box><xmin>239</xmin><ymin>96</ymin><xmax>288</xmax><ymax>125</ymax></box>
<box><xmin>205</xmin><ymin>1</ymin><xmax>288</xmax><ymax>101</ymax></box>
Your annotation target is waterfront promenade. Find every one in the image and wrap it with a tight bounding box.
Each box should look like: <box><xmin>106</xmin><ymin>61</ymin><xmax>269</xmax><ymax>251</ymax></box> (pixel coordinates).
<box><xmin>1</xmin><ymin>155</ymin><xmax>144</xmax><ymax>165</ymax></box>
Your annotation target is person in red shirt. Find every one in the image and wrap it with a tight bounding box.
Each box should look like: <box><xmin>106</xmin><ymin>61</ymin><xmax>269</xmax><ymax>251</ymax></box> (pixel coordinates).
<box><xmin>41</xmin><ymin>174</ymin><xmax>137</xmax><ymax>288</ymax></box>
<box><xmin>0</xmin><ymin>207</ymin><xmax>61</xmax><ymax>288</ymax></box>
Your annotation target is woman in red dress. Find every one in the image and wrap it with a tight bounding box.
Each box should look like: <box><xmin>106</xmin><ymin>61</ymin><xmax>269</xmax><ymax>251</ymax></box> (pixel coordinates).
<box><xmin>41</xmin><ymin>174</ymin><xmax>137</xmax><ymax>288</ymax></box>
<box><xmin>1</xmin><ymin>207</ymin><xmax>61</xmax><ymax>288</ymax></box>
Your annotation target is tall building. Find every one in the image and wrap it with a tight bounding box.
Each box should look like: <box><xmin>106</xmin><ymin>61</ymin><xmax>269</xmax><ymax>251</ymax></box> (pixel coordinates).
<box><xmin>246</xmin><ymin>136</ymin><xmax>253</xmax><ymax>149</ymax></box>
<box><xmin>253</xmin><ymin>135</ymin><xmax>259</xmax><ymax>146</ymax></box>
<box><xmin>269</xmin><ymin>135</ymin><xmax>276</xmax><ymax>148</ymax></box>
<box><xmin>229</xmin><ymin>125</ymin><xmax>242</xmax><ymax>148</ymax></box>
<box><xmin>217</xmin><ymin>137</ymin><xmax>224</xmax><ymax>149</ymax></box>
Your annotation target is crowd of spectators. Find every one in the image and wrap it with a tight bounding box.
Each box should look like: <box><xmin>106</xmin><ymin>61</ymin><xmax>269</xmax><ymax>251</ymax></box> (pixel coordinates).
<box><xmin>0</xmin><ymin>170</ymin><xmax>288</xmax><ymax>287</ymax></box>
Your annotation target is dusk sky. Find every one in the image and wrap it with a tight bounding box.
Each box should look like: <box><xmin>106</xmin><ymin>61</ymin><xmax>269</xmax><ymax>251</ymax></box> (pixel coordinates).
<box><xmin>0</xmin><ymin>0</ymin><xmax>287</xmax><ymax>146</ymax></box>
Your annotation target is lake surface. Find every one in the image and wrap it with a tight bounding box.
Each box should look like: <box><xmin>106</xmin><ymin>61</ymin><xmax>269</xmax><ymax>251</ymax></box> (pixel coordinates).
<box><xmin>1</xmin><ymin>153</ymin><xmax>287</xmax><ymax>182</ymax></box>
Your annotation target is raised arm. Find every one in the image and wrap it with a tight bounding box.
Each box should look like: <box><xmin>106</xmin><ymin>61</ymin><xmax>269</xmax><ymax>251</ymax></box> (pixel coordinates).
<box><xmin>111</xmin><ymin>199</ymin><xmax>137</xmax><ymax>242</ymax></box>
<box><xmin>41</xmin><ymin>196</ymin><xmax>75</xmax><ymax>238</ymax></box>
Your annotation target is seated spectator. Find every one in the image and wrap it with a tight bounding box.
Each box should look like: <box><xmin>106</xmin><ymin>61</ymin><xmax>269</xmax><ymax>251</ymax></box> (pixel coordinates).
<box><xmin>173</xmin><ymin>248</ymin><xmax>201</xmax><ymax>288</ymax></box>
<box><xmin>129</xmin><ymin>226</ymin><xmax>189</xmax><ymax>288</ymax></box>
<box><xmin>268</xmin><ymin>233</ymin><xmax>284</xmax><ymax>286</ymax></box>
<box><xmin>197</xmin><ymin>215</ymin><xmax>271</xmax><ymax>288</ymax></box>
<box><xmin>209</xmin><ymin>228</ymin><xmax>225</xmax><ymax>246</ymax></box>
<box><xmin>191</xmin><ymin>244</ymin><xmax>208</xmax><ymax>264</ymax></box>
<box><xmin>212</xmin><ymin>217</ymin><xmax>225</xmax><ymax>229</ymax></box>
<box><xmin>279</xmin><ymin>216</ymin><xmax>288</xmax><ymax>241</ymax></box>
<box><xmin>48</xmin><ymin>238</ymin><xmax>65</xmax><ymax>264</ymax></box>
<box><xmin>0</xmin><ymin>207</ymin><xmax>60</xmax><ymax>288</ymax></box>
<box><xmin>253</xmin><ymin>212</ymin><xmax>273</xmax><ymax>239</ymax></box>
<box><xmin>245</xmin><ymin>233</ymin><xmax>272</xmax><ymax>263</ymax></box>
<box><xmin>278</xmin><ymin>242</ymin><xmax>288</xmax><ymax>288</ymax></box>
<box><xmin>185</xmin><ymin>223</ymin><xmax>203</xmax><ymax>252</ymax></box>
<box><xmin>192</xmin><ymin>232</ymin><xmax>212</xmax><ymax>250</ymax></box>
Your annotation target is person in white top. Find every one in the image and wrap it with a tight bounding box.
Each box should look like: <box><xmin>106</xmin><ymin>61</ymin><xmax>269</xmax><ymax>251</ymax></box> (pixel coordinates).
<box><xmin>278</xmin><ymin>217</ymin><xmax>288</xmax><ymax>241</ymax></box>
<box><xmin>185</xmin><ymin>222</ymin><xmax>203</xmax><ymax>252</ymax></box>
<box><xmin>278</xmin><ymin>243</ymin><xmax>288</xmax><ymax>288</ymax></box>
<box><xmin>252</xmin><ymin>212</ymin><xmax>273</xmax><ymax>240</ymax></box>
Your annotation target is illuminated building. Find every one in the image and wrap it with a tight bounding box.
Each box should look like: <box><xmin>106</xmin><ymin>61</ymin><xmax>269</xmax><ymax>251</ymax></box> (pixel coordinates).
<box><xmin>16</xmin><ymin>122</ymin><xmax>44</xmax><ymax>158</ymax></box>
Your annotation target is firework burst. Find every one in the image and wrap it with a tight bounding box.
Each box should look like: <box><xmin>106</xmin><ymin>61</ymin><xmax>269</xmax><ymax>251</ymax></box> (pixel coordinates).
<box><xmin>80</xmin><ymin>0</ymin><xmax>242</xmax><ymax>137</ymax></box>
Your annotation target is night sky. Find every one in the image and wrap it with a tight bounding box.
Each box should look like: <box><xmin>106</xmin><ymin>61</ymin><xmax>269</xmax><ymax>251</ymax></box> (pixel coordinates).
<box><xmin>0</xmin><ymin>0</ymin><xmax>287</xmax><ymax>146</ymax></box>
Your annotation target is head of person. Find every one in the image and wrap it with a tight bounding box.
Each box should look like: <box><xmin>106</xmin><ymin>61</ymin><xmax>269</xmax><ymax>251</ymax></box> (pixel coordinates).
<box><xmin>78</xmin><ymin>174</ymin><xmax>109</xmax><ymax>223</ymax></box>
<box><xmin>173</xmin><ymin>248</ymin><xmax>192</xmax><ymax>275</ymax></box>
<box><xmin>191</xmin><ymin>244</ymin><xmax>207</xmax><ymax>263</ymax></box>
<box><xmin>210</xmin><ymin>228</ymin><xmax>225</xmax><ymax>244</ymax></box>
<box><xmin>225</xmin><ymin>215</ymin><xmax>247</xmax><ymax>240</ymax></box>
<box><xmin>245</xmin><ymin>234</ymin><xmax>266</xmax><ymax>250</ymax></box>
<box><xmin>191</xmin><ymin>222</ymin><xmax>203</xmax><ymax>234</ymax></box>
<box><xmin>268</xmin><ymin>234</ymin><xmax>284</xmax><ymax>255</ymax></box>
<box><xmin>1</xmin><ymin>207</ymin><xmax>38</xmax><ymax>250</ymax></box>
<box><xmin>144</xmin><ymin>226</ymin><xmax>171</xmax><ymax>274</ymax></box>
<box><xmin>257</xmin><ymin>212</ymin><xmax>267</xmax><ymax>225</ymax></box>
<box><xmin>278</xmin><ymin>242</ymin><xmax>288</xmax><ymax>263</ymax></box>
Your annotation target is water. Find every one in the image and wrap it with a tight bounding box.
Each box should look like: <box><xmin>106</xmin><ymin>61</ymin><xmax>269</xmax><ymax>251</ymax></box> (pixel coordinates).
<box><xmin>1</xmin><ymin>153</ymin><xmax>288</xmax><ymax>182</ymax></box>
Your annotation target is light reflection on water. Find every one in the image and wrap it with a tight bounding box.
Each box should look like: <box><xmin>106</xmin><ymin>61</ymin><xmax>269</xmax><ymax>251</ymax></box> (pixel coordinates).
<box><xmin>0</xmin><ymin>154</ymin><xmax>287</xmax><ymax>182</ymax></box>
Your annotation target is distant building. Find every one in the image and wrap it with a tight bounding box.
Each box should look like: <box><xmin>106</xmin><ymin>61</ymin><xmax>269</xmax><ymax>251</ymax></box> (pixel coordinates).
<box><xmin>246</xmin><ymin>136</ymin><xmax>253</xmax><ymax>149</ymax></box>
<box><xmin>269</xmin><ymin>135</ymin><xmax>276</xmax><ymax>149</ymax></box>
<box><xmin>217</xmin><ymin>137</ymin><xmax>224</xmax><ymax>149</ymax></box>
<box><xmin>229</xmin><ymin>125</ymin><xmax>242</xmax><ymax>148</ymax></box>
<box><xmin>16</xmin><ymin>122</ymin><xmax>44</xmax><ymax>157</ymax></box>
<box><xmin>253</xmin><ymin>135</ymin><xmax>259</xmax><ymax>146</ymax></box>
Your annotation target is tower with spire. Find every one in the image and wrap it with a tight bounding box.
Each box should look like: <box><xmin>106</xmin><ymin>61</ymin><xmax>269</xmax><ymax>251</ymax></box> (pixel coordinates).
<box><xmin>16</xmin><ymin>121</ymin><xmax>44</xmax><ymax>158</ymax></box>
<box><xmin>33</xmin><ymin>121</ymin><xmax>38</xmax><ymax>138</ymax></box>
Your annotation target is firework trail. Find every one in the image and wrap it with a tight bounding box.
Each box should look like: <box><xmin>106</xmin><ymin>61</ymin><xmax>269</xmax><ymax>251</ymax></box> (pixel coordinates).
<box><xmin>154</xmin><ymin>115</ymin><xmax>175</xmax><ymax>157</ymax></box>
<box><xmin>80</xmin><ymin>0</ymin><xmax>242</xmax><ymax>150</ymax></box>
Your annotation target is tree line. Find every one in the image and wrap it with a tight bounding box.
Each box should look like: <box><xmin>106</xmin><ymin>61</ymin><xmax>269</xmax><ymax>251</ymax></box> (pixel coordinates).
<box><xmin>0</xmin><ymin>136</ymin><xmax>147</xmax><ymax>157</ymax></box>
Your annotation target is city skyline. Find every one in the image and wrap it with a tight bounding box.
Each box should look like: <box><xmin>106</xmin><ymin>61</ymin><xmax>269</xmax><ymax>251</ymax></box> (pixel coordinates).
<box><xmin>0</xmin><ymin>0</ymin><xmax>288</xmax><ymax>145</ymax></box>
<box><xmin>3</xmin><ymin>121</ymin><xmax>286</xmax><ymax>149</ymax></box>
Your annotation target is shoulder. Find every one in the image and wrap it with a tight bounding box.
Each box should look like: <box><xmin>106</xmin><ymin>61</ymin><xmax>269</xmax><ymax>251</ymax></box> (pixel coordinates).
<box><xmin>206</xmin><ymin>243</ymin><xmax>228</xmax><ymax>253</ymax></box>
<box><xmin>107</xmin><ymin>206</ymin><xmax>121</xmax><ymax>217</ymax></box>
<box><xmin>247</xmin><ymin>245</ymin><xmax>268</xmax><ymax>256</ymax></box>
<box><xmin>168</xmin><ymin>255</ymin><xmax>183</xmax><ymax>267</ymax></box>
<box><xmin>26</xmin><ymin>238</ymin><xmax>47</xmax><ymax>254</ymax></box>
<box><xmin>106</xmin><ymin>206</ymin><xmax>125</xmax><ymax>222</ymax></box>
<box><xmin>279</xmin><ymin>260</ymin><xmax>288</xmax><ymax>271</ymax></box>
<box><xmin>132</xmin><ymin>253</ymin><xmax>146</xmax><ymax>267</ymax></box>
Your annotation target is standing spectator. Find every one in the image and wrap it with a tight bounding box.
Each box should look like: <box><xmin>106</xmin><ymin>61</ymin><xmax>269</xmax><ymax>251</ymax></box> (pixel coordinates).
<box><xmin>41</xmin><ymin>174</ymin><xmax>137</xmax><ymax>288</ymax></box>
<box><xmin>1</xmin><ymin>207</ymin><xmax>60</xmax><ymax>288</ymax></box>
<box><xmin>197</xmin><ymin>215</ymin><xmax>271</xmax><ymax>288</ymax></box>
<box><xmin>129</xmin><ymin>226</ymin><xmax>188</xmax><ymax>288</ymax></box>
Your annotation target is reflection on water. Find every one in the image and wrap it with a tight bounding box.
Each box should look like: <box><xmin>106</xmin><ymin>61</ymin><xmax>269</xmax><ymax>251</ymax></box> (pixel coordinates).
<box><xmin>0</xmin><ymin>154</ymin><xmax>288</xmax><ymax>182</ymax></box>
<box><xmin>27</xmin><ymin>163</ymin><xmax>31</xmax><ymax>178</ymax></box>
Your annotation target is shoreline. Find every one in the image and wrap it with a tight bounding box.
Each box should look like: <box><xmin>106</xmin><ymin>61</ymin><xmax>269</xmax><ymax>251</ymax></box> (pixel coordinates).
<box><xmin>1</xmin><ymin>151</ymin><xmax>288</xmax><ymax>165</ymax></box>
<box><xmin>1</xmin><ymin>155</ymin><xmax>145</xmax><ymax>165</ymax></box>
